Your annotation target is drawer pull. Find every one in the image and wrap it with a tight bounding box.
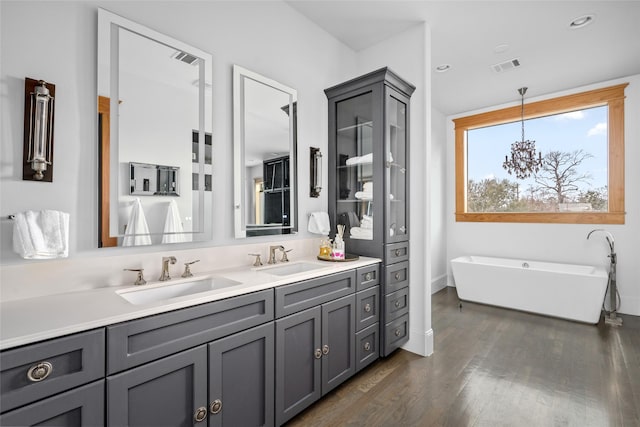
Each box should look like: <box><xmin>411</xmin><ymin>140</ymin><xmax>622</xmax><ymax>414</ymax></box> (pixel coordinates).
<box><xmin>315</xmin><ymin>348</ymin><xmax>322</xmax><ymax>359</ymax></box>
<box><xmin>395</xmin><ymin>249</ymin><xmax>401</xmax><ymax>257</ymax></box>
<box><xmin>365</xmin><ymin>272</ymin><xmax>373</xmax><ymax>281</ymax></box>
<box><xmin>210</xmin><ymin>399</ymin><xmax>222</xmax><ymax>415</ymax></box>
<box><xmin>394</xmin><ymin>300</ymin><xmax>401</xmax><ymax>308</ymax></box>
<box><xmin>394</xmin><ymin>272</ymin><xmax>400</xmax><ymax>280</ymax></box>
<box><xmin>322</xmin><ymin>344</ymin><xmax>330</xmax><ymax>355</ymax></box>
<box><xmin>364</xmin><ymin>303</ymin><xmax>372</xmax><ymax>313</ymax></box>
<box><xmin>194</xmin><ymin>407</ymin><xmax>207</xmax><ymax>422</ymax></box>
<box><xmin>363</xmin><ymin>342</ymin><xmax>371</xmax><ymax>351</ymax></box>
<box><xmin>394</xmin><ymin>328</ymin><xmax>402</xmax><ymax>337</ymax></box>
<box><xmin>27</xmin><ymin>361</ymin><xmax>53</xmax><ymax>382</ymax></box>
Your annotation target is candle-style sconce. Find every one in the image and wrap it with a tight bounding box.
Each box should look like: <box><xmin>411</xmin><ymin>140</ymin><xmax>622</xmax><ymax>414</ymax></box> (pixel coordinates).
<box><xmin>23</xmin><ymin>78</ymin><xmax>55</xmax><ymax>182</ymax></box>
<box><xmin>310</xmin><ymin>147</ymin><xmax>322</xmax><ymax>198</ymax></box>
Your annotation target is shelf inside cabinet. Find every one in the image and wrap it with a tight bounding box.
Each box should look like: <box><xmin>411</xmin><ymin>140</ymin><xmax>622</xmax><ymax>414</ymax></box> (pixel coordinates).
<box><xmin>337</xmin><ymin>121</ymin><xmax>372</xmax><ymax>133</ymax></box>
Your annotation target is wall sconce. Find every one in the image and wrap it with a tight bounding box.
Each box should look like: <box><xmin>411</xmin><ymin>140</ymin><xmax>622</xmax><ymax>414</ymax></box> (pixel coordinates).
<box><xmin>310</xmin><ymin>147</ymin><xmax>322</xmax><ymax>197</ymax></box>
<box><xmin>23</xmin><ymin>78</ymin><xmax>55</xmax><ymax>182</ymax></box>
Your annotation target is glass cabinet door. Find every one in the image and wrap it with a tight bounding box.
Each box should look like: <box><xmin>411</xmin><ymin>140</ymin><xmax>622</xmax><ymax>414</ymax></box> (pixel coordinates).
<box><xmin>386</xmin><ymin>91</ymin><xmax>409</xmax><ymax>241</ymax></box>
<box><xmin>335</xmin><ymin>91</ymin><xmax>374</xmax><ymax>241</ymax></box>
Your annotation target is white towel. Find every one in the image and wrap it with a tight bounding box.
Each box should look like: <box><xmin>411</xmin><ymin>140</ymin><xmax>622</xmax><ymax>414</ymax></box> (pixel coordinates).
<box><xmin>308</xmin><ymin>211</ymin><xmax>330</xmax><ymax>235</ymax></box>
<box><xmin>345</xmin><ymin>153</ymin><xmax>373</xmax><ymax>166</ymax></box>
<box><xmin>350</xmin><ymin>227</ymin><xmax>373</xmax><ymax>240</ymax></box>
<box><xmin>122</xmin><ymin>198</ymin><xmax>152</xmax><ymax>247</ymax></box>
<box><xmin>12</xmin><ymin>210</ymin><xmax>69</xmax><ymax>259</ymax></box>
<box><xmin>354</xmin><ymin>191</ymin><xmax>372</xmax><ymax>200</ymax></box>
<box><xmin>360</xmin><ymin>215</ymin><xmax>373</xmax><ymax>230</ymax></box>
<box><xmin>162</xmin><ymin>200</ymin><xmax>186</xmax><ymax>244</ymax></box>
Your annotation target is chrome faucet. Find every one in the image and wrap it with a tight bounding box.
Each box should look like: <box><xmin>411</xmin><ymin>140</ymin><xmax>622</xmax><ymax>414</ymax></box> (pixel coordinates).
<box><xmin>268</xmin><ymin>245</ymin><xmax>284</xmax><ymax>264</ymax></box>
<box><xmin>159</xmin><ymin>256</ymin><xmax>177</xmax><ymax>281</ymax></box>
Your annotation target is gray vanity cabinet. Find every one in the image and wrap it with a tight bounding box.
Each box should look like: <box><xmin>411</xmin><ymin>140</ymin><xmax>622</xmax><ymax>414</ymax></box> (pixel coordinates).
<box><xmin>326</xmin><ymin>68</ymin><xmax>415</xmax><ymax>358</ymax></box>
<box><xmin>274</xmin><ymin>272</ymin><xmax>358</xmax><ymax>426</ymax></box>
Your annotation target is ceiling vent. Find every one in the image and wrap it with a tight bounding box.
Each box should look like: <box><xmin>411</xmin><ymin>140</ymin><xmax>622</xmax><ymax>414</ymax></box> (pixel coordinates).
<box><xmin>491</xmin><ymin>58</ymin><xmax>521</xmax><ymax>73</ymax></box>
<box><xmin>172</xmin><ymin>51</ymin><xmax>200</xmax><ymax>66</ymax></box>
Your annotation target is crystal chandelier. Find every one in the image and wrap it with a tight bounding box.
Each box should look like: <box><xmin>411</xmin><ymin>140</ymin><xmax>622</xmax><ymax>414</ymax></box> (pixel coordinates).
<box><xmin>502</xmin><ymin>87</ymin><xmax>542</xmax><ymax>179</ymax></box>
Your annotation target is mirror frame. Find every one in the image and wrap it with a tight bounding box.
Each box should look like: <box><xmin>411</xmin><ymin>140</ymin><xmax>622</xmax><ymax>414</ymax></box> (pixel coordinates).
<box><xmin>233</xmin><ymin>65</ymin><xmax>298</xmax><ymax>238</ymax></box>
<box><xmin>97</xmin><ymin>8</ymin><xmax>213</xmax><ymax>247</ymax></box>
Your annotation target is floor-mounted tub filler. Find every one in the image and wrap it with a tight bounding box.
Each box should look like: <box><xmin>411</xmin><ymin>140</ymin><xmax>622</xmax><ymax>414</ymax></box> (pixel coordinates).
<box><xmin>587</xmin><ymin>229</ymin><xmax>622</xmax><ymax>326</ymax></box>
<box><xmin>450</xmin><ymin>256</ymin><xmax>608</xmax><ymax>324</ymax></box>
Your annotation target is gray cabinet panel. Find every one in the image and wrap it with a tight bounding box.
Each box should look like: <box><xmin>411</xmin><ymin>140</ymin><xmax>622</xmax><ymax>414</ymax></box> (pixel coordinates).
<box><xmin>107</xmin><ymin>289</ymin><xmax>273</xmax><ymax>374</ymax></box>
<box><xmin>275</xmin><ymin>271</ymin><xmax>355</xmax><ymax>318</ymax></box>
<box><xmin>0</xmin><ymin>329</ymin><xmax>104</xmax><ymax>412</ymax></box>
<box><xmin>356</xmin><ymin>264</ymin><xmax>380</xmax><ymax>291</ymax></box>
<box><xmin>385</xmin><ymin>241</ymin><xmax>409</xmax><ymax>264</ymax></box>
<box><xmin>355</xmin><ymin>323</ymin><xmax>379</xmax><ymax>372</ymax></box>
<box><xmin>383</xmin><ymin>313</ymin><xmax>409</xmax><ymax>357</ymax></box>
<box><xmin>384</xmin><ymin>286</ymin><xmax>409</xmax><ymax>320</ymax></box>
<box><xmin>209</xmin><ymin>323</ymin><xmax>274</xmax><ymax>427</ymax></box>
<box><xmin>0</xmin><ymin>380</ymin><xmax>104</xmax><ymax>427</ymax></box>
<box><xmin>356</xmin><ymin>285</ymin><xmax>379</xmax><ymax>331</ymax></box>
<box><xmin>321</xmin><ymin>294</ymin><xmax>356</xmax><ymax>395</ymax></box>
<box><xmin>384</xmin><ymin>261</ymin><xmax>409</xmax><ymax>294</ymax></box>
<box><xmin>107</xmin><ymin>345</ymin><xmax>208</xmax><ymax>427</ymax></box>
<box><xmin>275</xmin><ymin>307</ymin><xmax>321</xmax><ymax>426</ymax></box>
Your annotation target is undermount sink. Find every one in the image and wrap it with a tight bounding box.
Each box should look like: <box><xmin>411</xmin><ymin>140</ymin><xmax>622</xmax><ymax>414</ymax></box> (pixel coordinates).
<box><xmin>260</xmin><ymin>262</ymin><xmax>324</xmax><ymax>276</ymax></box>
<box><xmin>117</xmin><ymin>276</ymin><xmax>241</xmax><ymax>305</ymax></box>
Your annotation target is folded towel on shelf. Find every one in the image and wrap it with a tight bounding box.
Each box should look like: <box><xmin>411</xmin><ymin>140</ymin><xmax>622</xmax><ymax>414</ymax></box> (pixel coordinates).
<box><xmin>12</xmin><ymin>210</ymin><xmax>70</xmax><ymax>259</ymax></box>
<box><xmin>354</xmin><ymin>191</ymin><xmax>372</xmax><ymax>200</ymax></box>
<box><xmin>345</xmin><ymin>153</ymin><xmax>373</xmax><ymax>166</ymax></box>
<box><xmin>360</xmin><ymin>214</ymin><xmax>373</xmax><ymax>229</ymax></box>
<box><xmin>123</xmin><ymin>198</ymin><xmax>152</xmax><ymax>247</ymax></box>
<box><xmin>308</xmin><ymin>211</ymin><xmax>331</xmax><ymax>235</ymax></box>
<box><xmin>162</xmin><ymin>200</ymin><xmax>187</xmax><ymax>244</ymax></box>
<box><xmin>350</xmin><ymin>227</ymin><xmax>373</xmax><ymax>240</ymax></box>
<box><xmin>363</xmin><ymin>182</ymin><xmax>373</xmax><ymax>193</ymax></box>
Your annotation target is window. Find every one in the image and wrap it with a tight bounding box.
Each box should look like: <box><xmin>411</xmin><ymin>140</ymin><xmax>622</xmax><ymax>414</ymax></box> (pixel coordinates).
<box><xmin>454</xmin><ymin>84</ymin><xmax>627</xmax><ymax>224</ymax></box>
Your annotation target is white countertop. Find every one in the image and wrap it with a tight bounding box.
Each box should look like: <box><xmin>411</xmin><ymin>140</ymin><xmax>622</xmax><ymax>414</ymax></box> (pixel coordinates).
<box><xmin>0</xmin><ymin>256</ymin><xmax>379</xmax><ymax>350</ymax></box>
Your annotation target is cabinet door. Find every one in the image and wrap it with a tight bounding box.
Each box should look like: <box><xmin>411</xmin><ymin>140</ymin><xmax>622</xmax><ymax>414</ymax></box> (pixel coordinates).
<box><xmin>384</xmin><ymin>87</ymin><xmax>411</xmax><ymax>243</ymax></box>
<box><xmin>321</xmin><ymin>294</ymin><xmax>356</xmax><ymax>395</ymax></box>
<box><xmin>275</xmin><ymin>307</ymin><xmax>321</xmax><ymax>426</ymax></box>
<box><xmin>208</xmin><ymin>323</ymin><xmax>274</xmax><ymax>427</ymax></box>
<box><xmin>107</xmin><ymin>345</ymin><xmax>208</xmax><ymax>427</ymax></box>
<box><xmin>0</xmin><ymin>380</ymin><xmax>104</xmax><ymax>427</ymax></box>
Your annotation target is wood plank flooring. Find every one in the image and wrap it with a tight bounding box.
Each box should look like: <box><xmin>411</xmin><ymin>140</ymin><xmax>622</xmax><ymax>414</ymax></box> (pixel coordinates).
<box><xmin>286</xmin><ymin>287</ymin><xmax>640</xmax><ymax>427</ymax></box>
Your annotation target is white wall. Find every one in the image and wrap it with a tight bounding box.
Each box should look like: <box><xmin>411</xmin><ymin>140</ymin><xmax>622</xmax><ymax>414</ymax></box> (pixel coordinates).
<box><xmin>446</xmin><ymin>75</ymin><xmax>640</xmax><ymax>317</ymax></box>
<box><xmin>0</xmin><ymin>1</ymin><xmax>356</xmax><ymax>266</ymax></box>
<box><xmin>430</xmin><ymin>106</ymin><xmax>447</xmax><ymax>294</ymax></box>
<box><xmin>356</xmin><ymin>23</ymin><xmax>433</xmax><ymax>356</ymax></box>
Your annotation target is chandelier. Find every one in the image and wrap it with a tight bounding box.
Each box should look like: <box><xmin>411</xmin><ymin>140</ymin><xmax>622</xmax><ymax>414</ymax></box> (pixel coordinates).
<box><xmin>502</xmin><ymin>87</ymin><xmax>542</xmax><ymax>180</ymax></box>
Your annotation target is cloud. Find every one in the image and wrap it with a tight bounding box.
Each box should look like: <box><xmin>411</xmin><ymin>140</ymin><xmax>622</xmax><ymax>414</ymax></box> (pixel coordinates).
<box><xmin>483</xmin><ymin>173</ymin><xmax>496</xmax><ymax>180</ymax></box>
<box><xmin>587</xmin><ymin>122</ymin><xmax>607</xmax><ymax>137</ymax></box>
<box><xmin>555</xmin><ymin>111</ymin><xmax>585</xmax><ymax>121</ymax></box>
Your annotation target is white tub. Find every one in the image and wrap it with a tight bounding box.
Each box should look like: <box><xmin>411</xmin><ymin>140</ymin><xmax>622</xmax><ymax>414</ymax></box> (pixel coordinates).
<box><xmin>450</xmin><ymin>256</ymin><xmax>608</xmax><ymax>324</ymax></box>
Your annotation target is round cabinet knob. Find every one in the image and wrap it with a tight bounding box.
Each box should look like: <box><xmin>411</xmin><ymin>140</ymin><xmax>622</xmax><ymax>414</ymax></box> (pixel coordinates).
<box><xmin>322</xmin><ymin>344</ymin><xmax>330</xmax><ymax>355</ymax></box>
<box><xmin>394</xmin><ymin>328</ymin><xmax>402</xmax><ymax>337</ymax></box>
<box><xmin>394</xmin><ymin>300</ymin><xmax>401</xmax><ymax>308</ymax></box>
<box><xmin>364</xmin><ymin>303</ymin><xmax>372</xmax><ymax>313</ymax></box>
<box><xmin>315</xmin><ymin>348</ymin><xmax>322</xmax><ymax>359</ymax></box>
<box><xmin>365</xmin><ymin>272</ymin><xmax>373</xmax><ymax>281</ymax></box>
<box><xmin>194</xmin><ymin>407</ymin><xmax>207</xmax><ymax>422</ymax></box>
<box><xmin>394</xmin><ymin>272</ymin><xmax>400</xmax><ymax>280</ymax></box>
<box><xmin>363</xmin><ymin>342</ymin><xmax>371</xmax><ymax>351</ymax></box>
<box><xmin>27</xmin><ymin>362</ymin><xmax>53</xmax><ymax>382</ymax></box>
<box><xmin>395</xmin><ymin>249</ymin><xmax>401</xmax><ymax>257</ymax></box>
<box><xmin>210</xmin><ymin>399</ymin><xmax>222</xmax><ymax>415</ymax></box>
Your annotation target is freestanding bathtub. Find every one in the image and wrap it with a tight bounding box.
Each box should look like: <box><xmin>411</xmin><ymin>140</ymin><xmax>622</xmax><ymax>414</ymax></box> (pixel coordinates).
<box><xmin>450</xmin><ymin>256</ymin><xmax>608</xmax><ymax>324</ymax></box>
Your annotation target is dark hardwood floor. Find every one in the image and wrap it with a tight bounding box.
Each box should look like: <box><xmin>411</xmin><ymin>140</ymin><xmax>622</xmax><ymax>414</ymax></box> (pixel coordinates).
<box><xmin>287</xmin><ymin>287</ymin><xmax>640</xmax><ymax>427</ymax></box>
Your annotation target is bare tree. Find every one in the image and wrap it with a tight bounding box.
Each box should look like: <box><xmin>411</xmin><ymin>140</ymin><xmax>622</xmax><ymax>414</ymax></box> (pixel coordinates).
<box><xmin>533</xmin><ymin>150</ymin><xmax>593</xmax><ymax>204</ymax></box>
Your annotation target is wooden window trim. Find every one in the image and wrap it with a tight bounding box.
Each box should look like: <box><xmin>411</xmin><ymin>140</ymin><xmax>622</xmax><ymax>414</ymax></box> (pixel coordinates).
<box><xmin>454</xmin><ymin>83</ymin><xmax>628</xmax><ymax>224</ymax></box>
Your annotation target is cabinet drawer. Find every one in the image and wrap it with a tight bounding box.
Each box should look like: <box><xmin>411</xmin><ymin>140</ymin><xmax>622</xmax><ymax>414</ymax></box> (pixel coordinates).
<box><xmin>356</xmin><ymin>264</ymin><xmax>380</xmax><ymax>291</ymax></box>
<box><xmin>275</xmin><ymin>270</ymin><xmax>355</xmax><ymax>318</ymax></box>
<box><xmin>0</xmin><ymin>329</ymin><xmax>105</xmax><ymax>413</ymax></box>
<box><xmin>385</xmin><ymin>242</ymin><xmax>409</xmax><ymax>264</ymax></box>
<box><xmin>356</xmin><ymin>286</ymin><xmax>379</xmax><ymax>331</ymax></box>
<box><xmin>384</xmin><ymin>261</ymin><xmax>409</xmax><ymax>294</ymax></box>
<box><xmin>107</xmin><ymin>289</ymin><xmax>273</xmax><ymax>374</ymax></box>
<box><xmin>355</xmin><ymin>323</ymin><xmax>379</xmax><ymax>372</ymax></box>
<box><xmin>384</xmin><ymin>287</ymin><xmax>409</xmax><ymax>320</ymax></box>
<box><xmin>383</xmin><ymin>314</ymin><xmax>409</xmax><ymax>357</ymax></box>
<box><xmin>0</xmin><ymin>380</ymin><xmax>104</xmax><ymax>426</ymax></box>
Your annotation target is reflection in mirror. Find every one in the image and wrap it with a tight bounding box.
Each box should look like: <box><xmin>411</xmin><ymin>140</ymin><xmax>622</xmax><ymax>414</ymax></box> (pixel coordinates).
<box><xmin>233</xmin><ymin>65</ymin><xmax>298</xmax><ymax>238</ymax></box>
<box><xmin>97</xmin><ymin>9</ymin><xmax>212</xmax><ymax>247</ymax></box>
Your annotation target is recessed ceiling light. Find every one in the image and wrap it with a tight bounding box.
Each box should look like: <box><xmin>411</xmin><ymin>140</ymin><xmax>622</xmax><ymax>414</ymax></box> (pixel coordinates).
<box><xmin>435</xmin><ymin>64</ymin><xmax>451</xmax><ymax>73</ymax></box>
<box><xmin>569</xmin><ymin>14</ymin><xmax>595</xmax><ymax>29</ymax></box>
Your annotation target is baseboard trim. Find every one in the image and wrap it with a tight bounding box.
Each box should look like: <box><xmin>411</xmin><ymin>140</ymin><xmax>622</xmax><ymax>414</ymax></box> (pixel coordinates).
<box><xmin>431</xmin><ymin>274</ymin><xmax>448</xmax><ymax>294</ymax></box>
<box><xmin>402</xmin><ymin>328</ymin><xmax>434</xmax><ymax>357</ymax></box>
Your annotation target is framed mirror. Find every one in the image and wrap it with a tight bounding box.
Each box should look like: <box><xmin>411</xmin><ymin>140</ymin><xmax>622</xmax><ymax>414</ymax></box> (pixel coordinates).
<box><xmin>97</xmin><ymin>8</ymin><xmax>212</xmax><ymax>247</ymax></box>
<box><xmin>233</xmin><ymin>66</ymin><xmax>298</xmax><ymax>238</ymax></box>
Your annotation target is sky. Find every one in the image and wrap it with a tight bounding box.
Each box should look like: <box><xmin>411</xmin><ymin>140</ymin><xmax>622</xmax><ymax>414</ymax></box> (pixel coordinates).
<box><xmin>467</xmin><ymin>105</ymin><xmax>608</xmax><ymax>196</ymax></box>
